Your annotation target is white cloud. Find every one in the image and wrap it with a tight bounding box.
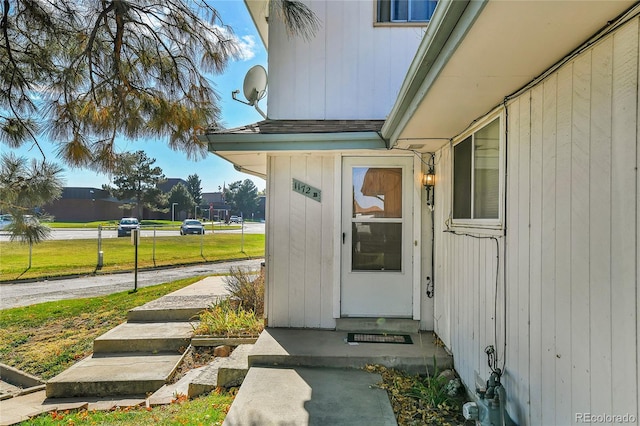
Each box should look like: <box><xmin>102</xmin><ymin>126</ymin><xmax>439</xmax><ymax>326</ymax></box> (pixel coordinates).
<box><xmin>235</xmin><ymin>35</ymin><xmax>257</xmax><ymax>61</ymax></box>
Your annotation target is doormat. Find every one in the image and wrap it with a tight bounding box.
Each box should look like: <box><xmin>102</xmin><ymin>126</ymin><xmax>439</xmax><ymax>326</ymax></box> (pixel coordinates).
<box><xmin>347</xmin><ymin>333</ymin><xmax>413</xmax><ymax>344</ymax></box>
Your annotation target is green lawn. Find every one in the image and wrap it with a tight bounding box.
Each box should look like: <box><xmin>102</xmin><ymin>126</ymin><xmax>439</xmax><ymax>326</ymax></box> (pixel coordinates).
<box><xmin>21</xmin><ymin>391</ymin><xmax>234</xmax><ymax>425</ymax></box>
<box><xmin>46</xmin><ymin>220</ymin><xmax>242</xmax><ymax>230</ymax></box>
<box><xmin>0</xmin><ymin>234</ymin><xmax>264</xmax><ymax>281</ymax></box>
<box><xmin>0</xmin><ymin>277</ymin><xmax>203</xmax><ymax>379</ymax></box>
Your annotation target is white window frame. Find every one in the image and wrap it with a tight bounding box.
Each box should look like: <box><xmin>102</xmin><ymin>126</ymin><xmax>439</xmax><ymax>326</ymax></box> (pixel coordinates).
<box><xmin>376</xmin><ymin>0</ymin><xmax>436</xmax><ymax>24</ymax></box>
<box><xmin>450</xmin><ymin>111</ymin><xmax>505</xmax><ymax>230</ymax></box>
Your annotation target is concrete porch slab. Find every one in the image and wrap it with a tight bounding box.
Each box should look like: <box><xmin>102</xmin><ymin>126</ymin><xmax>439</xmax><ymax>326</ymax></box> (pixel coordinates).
<box><xmin>223</xmin><ymin>367</ymin><xmax>396</xmax><ymax>426</ymax></box>
<box><xmin>250</xmin><ymin>328</ymin><xmax>452</xmax><ymax>375</ymax></box>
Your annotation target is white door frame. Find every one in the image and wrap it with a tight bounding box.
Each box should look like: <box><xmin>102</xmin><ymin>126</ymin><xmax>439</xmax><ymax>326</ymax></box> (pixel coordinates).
<box><xmin>331</xmin><ymin>153</ymin><xmax>421</xmax><ymax>320</ymax></box>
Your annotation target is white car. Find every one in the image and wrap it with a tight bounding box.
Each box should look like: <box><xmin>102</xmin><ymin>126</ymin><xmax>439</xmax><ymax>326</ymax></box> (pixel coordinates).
<box><xmin>117</xmin><ymin>217</ymin><xmax>140</xmax><ymax>237</ymax></box>
<box><xmin>180</xmin><ymin>219</ymin><xmax>205</xmax><ymax>235</ymax></box>
<box><xmin>0</xmin><ymin>214</ymin><xmax>13</xmax><ymax>230</ymax></box>
<box><xmin>229</xmin><ymin>215</ymin><xmax>242</xmax><ymax>223</ymax></box>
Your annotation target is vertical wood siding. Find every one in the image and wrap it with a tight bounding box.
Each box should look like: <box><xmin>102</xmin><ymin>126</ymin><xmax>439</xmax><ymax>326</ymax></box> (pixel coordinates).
<box><xmin>434</xmin><ymin>19</ymin><xmax>639</xmax><ymax>425</ymax></box>
<box><xmin>267</xmin><ymin>0</ymin><xmax>424</xmax><ymax>120</ymax></box>
<box><xmin>267</xmin><ymin>154</ymin><xmax>336</xmax><ymax>328</ymax></box>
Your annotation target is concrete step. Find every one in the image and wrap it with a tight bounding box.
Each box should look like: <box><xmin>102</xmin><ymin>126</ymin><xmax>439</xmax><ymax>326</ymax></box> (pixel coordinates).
<box><xmin>188</xmin><ymin>344</ymin><xmax>253</xmax><ymax>398</ymax></box>
<box><xmin>126</xmin><ymin>287</ymin><xmax>224</xmax><ymax>322</ymax></box>
<box><xmin>335</xmin><ymin>318</ymin><xmax>420</xmax><ymax>333</ymax></box>
<box><xmin>46</xmin><ymin>353</ymin><xmax>184</xmax><ymax>398</ymax></box>
<box><xmin>148</xmin><ymin>365</ymin><xmax>207</xmax><ymax>406</ymax></box>
<box><xmin>93</xmin><ymin>322</ymin><xmax>194</xmax><ymax>354</ymax></box>
<box><xmin>217</xmin><ymin>344</ymin><xmax>252</xmax><ymax>388</ymax></box>
<box><xmin>187</xmin><ymin>357</ymin><xmax>225</xmax><ymax>399</ymax></box>
<box><xmin>127</xmin><ymin>306</ymin><xmax>204</xmax><ymax>323</ymax></box>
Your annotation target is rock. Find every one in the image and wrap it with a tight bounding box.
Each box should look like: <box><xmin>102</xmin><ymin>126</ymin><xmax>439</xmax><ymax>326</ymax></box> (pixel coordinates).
<box><xmin>214</xmin><ymin>345</ymin><xmax>231</xmax><ymax>357</ymax></box>
<box><xmin>437</xmin><ymin>369</ymin><xmax>456</xmax><ymax>382</ymax></box>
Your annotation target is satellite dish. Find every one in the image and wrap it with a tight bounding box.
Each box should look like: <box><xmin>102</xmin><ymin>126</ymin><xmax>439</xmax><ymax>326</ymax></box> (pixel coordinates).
<box><xmin>232</xmin><ymin>65</ymin><xmax>268</xmax><ymax>118</ymax></box>
<box><xmin>243</xmin><ymin>65</ymin><xmax>267</xmax><ymax>105</ymax></box>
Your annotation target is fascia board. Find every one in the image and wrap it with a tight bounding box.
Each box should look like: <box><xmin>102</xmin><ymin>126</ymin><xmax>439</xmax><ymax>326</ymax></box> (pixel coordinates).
<box><xmin>201</xmin><ymin>132</ymin><xmax>386</xmax><ymax>152</ymax></box>
<box><xmin>244</xmin><ymin>0</ymin><xmax>269</xmax><ymax>49</ymax></box>
<box><xmin>381</xmin><ymin>0</ymin><xmax>487</xmax><ymax>147</ymax></box>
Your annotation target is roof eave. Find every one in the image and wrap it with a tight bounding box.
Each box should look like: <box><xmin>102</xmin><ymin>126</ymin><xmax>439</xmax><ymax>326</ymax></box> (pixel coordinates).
<box><xmin>200</xmin><ymin>131</ymin><xmax>386</xmax><ymax>152</ymax></box>
<box><xmin>244</xmin><ymin>0</ymin><xmax>269</xmax><ymax>50</ymax></box>
<box><xmin>381</xmin><ymin>0</ymin><xmax>487</xmax><ymax>148</ymax></box>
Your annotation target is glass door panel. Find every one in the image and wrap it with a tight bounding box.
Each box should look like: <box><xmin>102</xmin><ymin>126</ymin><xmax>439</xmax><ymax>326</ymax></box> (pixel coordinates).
<box><xmin>351</xmin><ymin>167</ymin><xmax>403</xmax><ymax>272</ymax></box>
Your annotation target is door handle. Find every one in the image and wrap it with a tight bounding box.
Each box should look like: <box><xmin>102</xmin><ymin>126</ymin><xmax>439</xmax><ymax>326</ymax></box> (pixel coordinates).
<box><xmin>342</xmin><ymin>232</ymin><xmax>346</xmax><ymax>244</ymax></box>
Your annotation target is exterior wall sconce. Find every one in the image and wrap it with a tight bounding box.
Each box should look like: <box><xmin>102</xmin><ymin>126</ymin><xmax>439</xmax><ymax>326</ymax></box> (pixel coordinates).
<box><xmin>423</xmin><ymin>169</ymin><xmax>435</xmax><ymax>209</ymax></box>
<box><xmin>422</xmin><ymin>171</ymin><xmax>435</xmax><ymax>188</ymax></box>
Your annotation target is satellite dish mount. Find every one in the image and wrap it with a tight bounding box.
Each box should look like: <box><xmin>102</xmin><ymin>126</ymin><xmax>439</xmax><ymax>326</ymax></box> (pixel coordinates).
<box><xmin>232</xmin><ymin>65</ymin><xmax>268</xmax><ymax>119</ymax></box>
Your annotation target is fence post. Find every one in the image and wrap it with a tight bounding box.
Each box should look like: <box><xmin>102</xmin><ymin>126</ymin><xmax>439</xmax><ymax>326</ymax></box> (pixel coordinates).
<box><xmin>132</xmin><ymin>229</ymin><xmax>139</xmax><ymax>292</ymax></box>
<box><xmin>153</xmin><ymin>226</ymin><xmax>156</xmax><ymax>266</ymax></box>
<box><xmin>97</xmin><ymin>225</ymin><xmax>103</xmax><ymax>268</ymax></box>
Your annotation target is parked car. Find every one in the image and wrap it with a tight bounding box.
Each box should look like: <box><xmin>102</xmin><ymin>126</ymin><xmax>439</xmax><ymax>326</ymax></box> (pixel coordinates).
<box><xmin>229</xmin><ymin>215</ymin><xmax>242</xmax><ymax>223</ymax></box>
<box><xmin>0</xmin><ymin>214</ymin><xmax>13</xmax><ymax>231</ymax></box>
<box><xmin>0</xmin><ymin>214</ymin><xmax>40</xmax><ymax>231</ymax></box>
<box><xmin>117</xmin><ymin>217</ymin><xmax>139</xmax><ymax>237</ymax></box>
<box><xmin>180</xmin><ymin>219</ymin><xmax>205</xmax><ymax>235</ymax></box>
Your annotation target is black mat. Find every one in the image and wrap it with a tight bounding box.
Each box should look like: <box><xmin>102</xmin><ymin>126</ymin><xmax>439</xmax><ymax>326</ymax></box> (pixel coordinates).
<box><xmin>347</xmin><ymin>333</ymin><xmax>413</xmax><ymax>344</ymax></box>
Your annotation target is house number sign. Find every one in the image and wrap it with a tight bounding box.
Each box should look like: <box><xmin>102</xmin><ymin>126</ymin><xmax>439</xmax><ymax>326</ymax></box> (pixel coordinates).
<box><xmin>292</xmin><ymin>178</ymin><xmax>321</xmax><ymax>202</ymax></box>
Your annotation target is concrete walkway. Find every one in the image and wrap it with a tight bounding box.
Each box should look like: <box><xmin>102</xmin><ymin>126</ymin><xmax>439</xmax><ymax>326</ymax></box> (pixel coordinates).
<box><xmin>0</xmin><ymin>275</ymin><xmax>231</xmax><ymax>425</ymax></box>
<box><xmin>0</xmin><ymin>258</ymin><xmax>263</xmax><ymax>309</ymax></box>
<box><xmin>1</xmin><ymin>272</ymin><xmax>452</xmax><ymax>426</ymax></box>
<box><xmin>224</xmin><ymin>367</ymin><xmax>396</xmax><ymax>426</ymax></box>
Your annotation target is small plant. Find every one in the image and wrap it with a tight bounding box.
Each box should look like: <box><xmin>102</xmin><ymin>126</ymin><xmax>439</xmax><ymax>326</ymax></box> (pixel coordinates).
<box><xmin>193</xmin><ymin>298</ymin><xmax>264</xmax><ymax>337</ymax></box>
<box><xmin>224</xmin><ymin>266</ymin><xmax>264</xmax><ymax>315</ymax></box>
<box><xmin>405</xmin><ymin>357</ymin><xmax>460</xmax><ymax>409</ymax></box>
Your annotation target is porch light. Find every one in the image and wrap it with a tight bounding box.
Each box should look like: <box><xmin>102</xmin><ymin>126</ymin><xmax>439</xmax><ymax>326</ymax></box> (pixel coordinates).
<box><xmin>422</xmin><ymin>171</ymin><xmax>435</xmax><ymax>188</ymax></box>
<box><xmin>423</xmin><ymin>169</ymin><xmax>435</xmax><ymax>210</ymax></box>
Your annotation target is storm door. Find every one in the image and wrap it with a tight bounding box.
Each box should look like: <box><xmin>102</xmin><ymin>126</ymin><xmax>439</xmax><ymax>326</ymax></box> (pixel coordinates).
<box><xmin>340</xmin><ymin>157</ymin><xmax>413</xmax><ymax>317</ymax></box>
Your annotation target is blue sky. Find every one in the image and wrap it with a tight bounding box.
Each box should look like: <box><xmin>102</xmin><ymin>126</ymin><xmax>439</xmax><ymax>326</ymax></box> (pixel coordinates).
<box><xmin>8</xmin><ymin>1</ymin><xmax>267</xmax><ymax>193</ymax></box>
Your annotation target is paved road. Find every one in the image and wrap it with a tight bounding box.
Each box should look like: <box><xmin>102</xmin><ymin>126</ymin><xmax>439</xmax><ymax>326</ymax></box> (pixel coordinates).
<box><xmin>0</xmin><ymin>258</ymin><xmax>264</xmax><ymax>310</ymax></box>
<box><xmin>0</xmin><ymin>222</ymin><xmax>265</xmax><ymax>241</ymax></box>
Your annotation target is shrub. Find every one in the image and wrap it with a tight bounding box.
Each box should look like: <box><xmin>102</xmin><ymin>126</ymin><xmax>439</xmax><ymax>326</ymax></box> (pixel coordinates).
<box><xmin>224</xmin><ymin>266</ymin><xmax>264</xmax><ymax>316</ymax></box>
<box><xmin>193</xmin><ymin>298</ymin><xmax>264</xmax><ymax>337</ymax></box>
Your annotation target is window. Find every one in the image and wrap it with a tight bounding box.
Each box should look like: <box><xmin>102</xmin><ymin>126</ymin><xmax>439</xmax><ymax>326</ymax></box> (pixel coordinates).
<box><xmin>377</xmin><ymin>0</ymin><xmax>437</xmax><ymax>23</ymax></box>
<box><xmin>351</xmin><ymin>167</ymin><xmax>403</xmax><ymax>271</ymax></box>
<box><xmin>453</xmin><ymin>117</ymin><xmax>501</xmax><ymax>221</ymax></box>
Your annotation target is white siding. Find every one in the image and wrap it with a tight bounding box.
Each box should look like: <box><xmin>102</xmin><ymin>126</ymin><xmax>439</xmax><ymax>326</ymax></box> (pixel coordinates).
<box><xmin>434</xmin><ymin>18</ymin><xmax>639</xmax><ymax>425</ymax></box>
<box><xmin>266</xmin><ymin>154</ymin><xmax>336</xmax><ymax>328</ymax></box>
<box><xmin>267</xmin><ymin>0</ymin><xmax>424</xmax><ymax>120</ymax></box>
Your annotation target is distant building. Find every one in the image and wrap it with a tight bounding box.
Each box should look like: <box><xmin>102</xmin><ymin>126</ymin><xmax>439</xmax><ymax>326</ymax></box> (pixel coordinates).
<box><xmin>201</xmin><ymin>192</ymin><xmax>229</xmax><ymax>221</ymax></box>
<box><xmin>157</xmin><ymin>178</ymin><xmax>188</xmax><ymax>193</ymax></box>
<box><xmin>44</xmin><ymin>187</ymin><xmax>130</xmax><ymax>222</ymax></box>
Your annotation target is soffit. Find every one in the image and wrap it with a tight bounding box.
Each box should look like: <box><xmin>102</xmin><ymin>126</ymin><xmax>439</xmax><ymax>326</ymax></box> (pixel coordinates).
<box><xmin>244</xmin><ymin>0</ymin><xmax>269</xmax><ymax>49</ymax></box>
<box><xmin>393</xmin><ymin>0</ymin><xmax>635</xmax><ymax>152</ymax></box>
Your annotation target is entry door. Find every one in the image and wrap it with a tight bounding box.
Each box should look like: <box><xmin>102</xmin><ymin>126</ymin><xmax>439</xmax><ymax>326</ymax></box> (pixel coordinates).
<box><xmin>341</xmin><ymin>157</ymin><xmax>414</xmax><ymax>317</ymax></box>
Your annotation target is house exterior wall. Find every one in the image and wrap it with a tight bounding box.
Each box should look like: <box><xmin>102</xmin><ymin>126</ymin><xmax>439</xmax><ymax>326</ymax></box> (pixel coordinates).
<box><xmin>266</xmin><ymin>153</ymin><xmax>337</xmax><ymax>328</ymax></box>
<box><xmin>266</xmin><ymin>151</ymin><xmax>433</xmax><ymax>329</ymax></box>
<box><xmin>433</xmin><ymin>18</ymin><xmax>639</xmax><ymax>425</ymax></box>
<box><xmin>267</xmin><ymin>0</ymin><xmax>424</xmax><ymax>120</ymax></box>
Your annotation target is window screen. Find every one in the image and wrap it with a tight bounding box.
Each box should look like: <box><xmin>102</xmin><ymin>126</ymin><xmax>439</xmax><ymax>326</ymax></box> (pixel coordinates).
<box><xmin>453</xmin><ymin>117</ymin><xmax>501</xmax><ymax>221</ymax></box>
